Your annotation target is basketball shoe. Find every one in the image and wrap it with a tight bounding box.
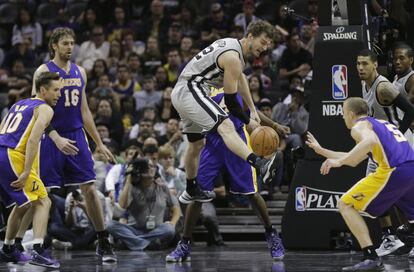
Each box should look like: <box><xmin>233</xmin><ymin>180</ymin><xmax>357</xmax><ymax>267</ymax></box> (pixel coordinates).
<box><xmin>166</xmin><ymin>240</ymin><xmax>191</xmax><ymax>262</ymax></box>
<box><xmin>265</xmin><ymin>229</ymin><xmax>285</xmax><ymax>260</ymax></box>
<box><xmin>375</xmin><ymin>234</ymin><xmax>404</xmax><ymax>256</ymax></box>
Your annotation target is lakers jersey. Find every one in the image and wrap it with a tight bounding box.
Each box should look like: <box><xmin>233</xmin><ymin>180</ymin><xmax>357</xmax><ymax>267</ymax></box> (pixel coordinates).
<box><xmin>46</xmin><ymin>61</ymin><xmax>85</xmax><ymax>132</ymax></box>
<box><xmin>0</xmin><ymin>98</ymin><xmax>46</xmax><ymax>154</ymax></box>
<box><xmin>362</xmin><ymin>75</ymin><xmax>398</xmax><ymax>125</ymax></box>
<box><xmin>360</xmin><ymin>117</ymin><xmax>414</xmax><ymax>169</ymax></box>
<box><xmin>177</xmin><ymin>38</ymin><xmax>245</xmax><ymax>95</ymax></box>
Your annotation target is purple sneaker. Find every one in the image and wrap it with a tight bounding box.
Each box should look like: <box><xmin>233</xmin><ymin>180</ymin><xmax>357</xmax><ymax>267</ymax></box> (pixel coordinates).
<box><xmin>0</xmin><ymin>246</ymin><xmax>31</xmax><ymax>264</ymax></box>
<box><xmin>265</xmin><ymin>230</ymin><xmax>285</xmax><ymax>260</ymax></box>
<box><xmin>166</xmin><ymin>241</ymin><xmax>191</xmax><ymax>262</ymax></box>
<box><xmin>30</xmin><ymin>250</ymin><xmax>60</xmax><ymax>268</ymax></box>
<box><xmin>342</xmin><ymin>258</ymin><xmax>384</xmax><ymax>271</ymax></box>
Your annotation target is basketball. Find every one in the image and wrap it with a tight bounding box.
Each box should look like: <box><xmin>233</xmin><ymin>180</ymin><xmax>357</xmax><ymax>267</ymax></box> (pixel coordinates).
<box><xmin>250</xmin><ymin>126</ymin><xmax>279</xmax><ymax>157</ymax></box>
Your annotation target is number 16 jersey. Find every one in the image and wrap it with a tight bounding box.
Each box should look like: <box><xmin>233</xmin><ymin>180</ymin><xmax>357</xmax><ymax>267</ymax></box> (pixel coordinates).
<box><xmin>46</xmin><ymin>61</ymin><xmax>84</xmax><ymax>132</ymax></box>
<box><xmin>177</xmin><ymin>38</ymin><xmax>246</xmax><ymax>95</ymax></box>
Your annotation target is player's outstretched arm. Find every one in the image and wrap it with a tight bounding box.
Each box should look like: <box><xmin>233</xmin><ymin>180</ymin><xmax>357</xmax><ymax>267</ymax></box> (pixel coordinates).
<box><xmin>378</xmin><ymin>82</ymin><xmax>414</xmax><ymax>133</ymax></box>
<box><xmin>305</xmin><ymin>132</ymin><xmax>347</xmax><ymax>159</ymax></box>
<box><xmin>257</xmin><ymin>110</ymin><xmax>290</xmax><ymax>138</ymax></box>
<box><xmin>11</xmin><ymin>105</ymin><xmax>54</xmax><ymax>190</ymax></box>
<box><xmin>79</xmin><ymin>67</ymin><xmax>115</xmax><ymax>162</ymax></box>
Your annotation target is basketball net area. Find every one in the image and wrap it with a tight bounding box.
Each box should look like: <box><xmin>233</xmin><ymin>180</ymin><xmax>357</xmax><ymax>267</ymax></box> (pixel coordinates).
<box><xmin>281</xmin><ymin>0</ymin><xmax>385</xmax><ymax>249</ymax></box>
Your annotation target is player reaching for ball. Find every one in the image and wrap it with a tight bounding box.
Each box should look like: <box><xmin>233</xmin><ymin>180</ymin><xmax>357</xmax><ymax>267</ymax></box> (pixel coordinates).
<box><xmin>172</xmin><ymin>20</ymin><xmax>282</xmax><ymax>203</ymax></box>
<box><xmin>166</xmin><ymin>90</ymin><xmax>286</xmax><ymax>263</ymax></box>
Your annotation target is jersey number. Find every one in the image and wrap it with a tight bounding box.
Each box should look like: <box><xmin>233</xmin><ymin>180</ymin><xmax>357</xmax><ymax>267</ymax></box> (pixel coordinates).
<box><xmin>64</xmin><ymin>89</ymin><xmax>80</xmax><ymax>107</ymax></box>
<box><xmin>0</xmin><ymin>113</ymin><xmax>23</xmax><ymax>134</ymax></box>
<box><xmin>379</xmin><ymin>120</ymin><xmax>406</xmax><ymax>142</ymax></box>
<box><xmin>195</xmin><ymin>46</ymin><xmax>214</xmax><ymax>60</ymax></box>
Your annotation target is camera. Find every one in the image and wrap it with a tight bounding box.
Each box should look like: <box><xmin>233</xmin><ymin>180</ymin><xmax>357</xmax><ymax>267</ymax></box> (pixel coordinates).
<box><xmin>127</xmin><ymin>157</ymin><xmax>150</xmax><ymax>186</ymax></box>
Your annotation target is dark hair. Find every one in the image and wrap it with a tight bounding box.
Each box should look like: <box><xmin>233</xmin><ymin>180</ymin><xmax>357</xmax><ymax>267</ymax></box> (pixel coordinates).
<box><xmin>345</xmin><ymin>97</ymin><xmax>369</xmax><ymax>116</ymax></box>
<box><xmin>16</xmin><ymin>8</ymin><xmax>34</xmax><ymax>29</ymax></box>
<box><xmin>357</xmin><ymin>49</ymin><xmax>377</xmax><ymax>63</ymax></box>
<box><xmin>49</xmin><ymin>27</ymin><xmax>76</xmax><ymax>59</ymax></box>
<box><xmin>286</xmin><ymin>32</ymin><xmax>300</xmax><ymax>42</ymax></box>
<box><xmin>35</xmin><ymin>72</ymin><xmax>60</xmax><ymax>93</ymax></box>
<box><xmin>92</xmin><ymin>59</ymin><xmax>108</xmax><ymax>79</ymax></box>
<box><xmin>393</xmin><ymin>42</ymin><xmax>414</xmax><ymax>58</ymax></box>
<box><xmin>249</xmin><ymin>74</ymin><xmax>264</xmax><ymax>97</ymax></box>
<box><xmin>246</xmin><ymin>20</ymin><xmax>275</xmax><ymax>39</ymax></box>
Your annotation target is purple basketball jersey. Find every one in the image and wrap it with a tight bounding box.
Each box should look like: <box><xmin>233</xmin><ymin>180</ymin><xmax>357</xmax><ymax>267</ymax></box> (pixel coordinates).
<box><xmin>0</xmin><ymin>98</ymin><xmax>45</xmax><ymax>153</ymax></box>
<box><xmin>46</xmin><ymin>61</ymin><xmax>84</xmax><ymax>132</ymax></box>
<box><xmin>363</xmin><ymin>117</ymin><xmax>414</xmax><ymax>168</ymax></box>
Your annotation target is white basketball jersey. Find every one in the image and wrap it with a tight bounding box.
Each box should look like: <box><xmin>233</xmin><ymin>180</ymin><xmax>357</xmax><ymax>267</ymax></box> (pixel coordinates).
<box><xmin>177</xmin><ymin>38</ymin><xmax>245</xmax><ymax>95</ymax></box>
<box><xmin>362</xmin><ymin>75</ymin><xmax>398</xmax><ymax>125</ymax></box>
<box><xmin>393</xmin><ymin>70</ymin><xmax>414</xmax><ymax>147</ymax></box>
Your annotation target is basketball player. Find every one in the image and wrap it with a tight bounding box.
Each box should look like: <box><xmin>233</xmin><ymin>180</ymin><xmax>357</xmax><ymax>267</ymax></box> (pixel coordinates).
<box><xmin>166</xmin><ymin>90</ymin><xmax>285</xmax><ymax>262</ymax></box>
<box><xmin>27</xmin><ymin>28</ymin><xmax>116</xmax><ymax>262</ymax></box>
<box><xmin>172</xmin><ymin>20</ymin><xmax>279</xmax><ymax>204</ymax></box>
<box><xmin>357</xmin><ymin>49</ymin><xmax>414</xmax><ymax>256</ymax></box>
<box><xmin>307</xmin><ymin>97</ymin><xmax>414</xmax><ymax>271</ymax></box>
<box><xmin>0</xmin><ymin>72</ymin><xmax>60</xmax><ymax>267</ymax></box>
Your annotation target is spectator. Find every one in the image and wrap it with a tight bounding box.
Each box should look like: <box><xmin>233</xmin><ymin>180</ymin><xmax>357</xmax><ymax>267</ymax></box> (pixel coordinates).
<box><xmin>108</xmin><ymin>158</ymin><xmax>180</xmax><ymax>250</ymax></box>
<box><xmin>159</xmin><ymin>87</ymin><xmax>173</xmax><ymax>121</ymax></box>
<box><xmin>112</xmin><ymin>64</ymin><xmax>141</xmax><ymax>99</ymax></box>
<box><xmin>134</xmin><ymin>75</ymin><xmax>162</xmax><ymax>113</ymax></box>
<box><xmin>2</xmin><ymin>35</ymin><xmax>37</xmax><ymax>70</ymax></box>
<box><xmin>120</xmin><ymin>96</ymin><xmax>138</xmax><ymax>135</ymax></box>
<box><xmin>87</xmin><ymin>59</ymin><xmax>109</xmax><ymax>92</ymax></box>
<box><xmin>200</xmin><ymin>3</ymin><xmax>231</xmax><ymax>46</ymax></box>
<box><xmin>142</xmin><ymin>36</ymin><xmax>163</xmax><ymax>74</ymax></box>
<box><xmin>137</xmin><ymin>0</ymin><xmax>170</xmax><ymax>43</ymax></box>
<box><xmin>122</xmin><ymin>31</ymin><xmax>145</xmax><ymax>59</ymax></box>
<box><xmin>94</xmin><ymin>98</ymin><xmax>124</xmax><ymax>146</ymax></box>
<box><xmin>1</xmin><ymin>59</ymin><xmax>31</xmax><ymax>101</ymax></box>
<box><xmin>76</xmin><ymin>7</ymin><xmax>101</xmax><ymax>44</ymax></box>
<box><xmin>179</xmin><ymin>36</ymin><xmax>194</xmax><ymax>63</ymax></box>
<box><xmin>158</xmin><ymin>144</ymin><xmax>186</xmax><ymax>196</ymax></box>
<box><xmin>126</xmin><ymin>118</ymin><xmax>156</xmax><ymax>149</ymax></box>
<box><xmin>278</xmin><ymin>33</ymin><xmax>312</xmax><ymax>81</ymax></box>
<box><xmin>177</xmin><ymin>4</ymin><xmax>198</xmax><ymax>38</ymax></box>
<box><xmin>248</xmin><ymin>74</ymin><xmax>265</xmax><ymax>106</ymax></box>
<box><xmin>92</xmin><ymin>74</ymin><xmax>118</xmax><ymax>109</ymax></box>
<box><xmin>12</xmin><ymin>8</ymin><xmax>42</xmax><ymax>51</ymax></box>
<box><xmin>271</xmin><ymin>27</ymin><xmax>287</xmax><ymax>66</ymax></box>
<box><xmin>107</xmin><ymin>39</ymin><xmax>125</xmax><ymax>77</ymax></box>
<box><xmin>127</xmin><ymin>53</ymin><xmax>144</xmax><ymax>84</ymax></box>
<box><xmin>107</xmin><ymin>5</ymin><xmax>135</xmax><ymax>42</ymax></box>
<box><xmin>157</xmin><ymin>118</ymin><xmax>182</xmax><ymax>149</ymax></box>
<box><xmin>258</xmin><ymin>98</ymin><xmax>273</xmax><ymax>118</ymax></box>
<box><xmin>76</xmin><ymin>25</ymin><xmax>110</xmax><ymax>72</ymax></box>
<box><xmin>161</xmin><ymin>22</ymin><xmax>183</xmax><ymax>56</ymax></box>
<box><xmin>234</xmin><ymin>0</ymin><xmax>261</xmax><ymax>35</ymax></box>
<box><xmin>163</xmin><ymin>48</ymin><xmax>182</xmax><ymax>84</ymax></box>
<box><xmin>154</xmin><ymin>66</ymin><xmax>170</xmax><ymax>90</ymax></box>
<box><xmin>229</xmin><ymin>24</ymin><xmax>245</xmax><ymax>40</ymax></box>
<box><xmin>300</xmin><ymin>21</ymin><xmax>315</xmax><ymax>55</ymax></box>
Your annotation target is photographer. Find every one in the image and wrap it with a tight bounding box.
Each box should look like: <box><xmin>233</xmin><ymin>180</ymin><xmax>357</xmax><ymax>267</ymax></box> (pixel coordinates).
<box><xmin>107</xmin><ymin>158</ymin><xmax>180</xmax><ymax>250</ymax></box>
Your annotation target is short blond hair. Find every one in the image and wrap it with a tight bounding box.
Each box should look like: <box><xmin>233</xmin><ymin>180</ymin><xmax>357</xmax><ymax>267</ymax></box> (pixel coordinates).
<box><xmin>345</xmin><ymin>97</ymin><xmax>369</xmax><ymax>116</ymax></box>
<box><xmin>158</xmin><ymin>144</ymin><xmax>175</xmax><ymax>159</ymax></box>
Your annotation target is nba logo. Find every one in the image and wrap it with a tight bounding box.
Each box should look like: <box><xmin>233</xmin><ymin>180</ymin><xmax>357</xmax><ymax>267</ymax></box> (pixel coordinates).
<box><xmin>332</xmin><ymin>65</ymin><xmax>348</xmax><ymax>100</ymax></box>
<box><xmin>295</xmin><ymin>187</ymin><xmax>307</xmax><ymax>211</ymax></box>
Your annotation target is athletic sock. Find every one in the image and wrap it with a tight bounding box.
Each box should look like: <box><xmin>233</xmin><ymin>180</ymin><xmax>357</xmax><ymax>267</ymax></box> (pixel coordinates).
<box><xmin>382</xmin><ymin>226</ymin><xmax>395</xmax><ymax>235</ymax></box>
<box><xmin>186</xmin><ymin>178</ymin><xmax>197</xmax><ymax>191</ymax></box>
<box><xmin>181</xmin><ymin>237</ymin><xmax>191</xmax><ymax>244</ymax></box>
<box><xmin>362</xmin><ymin>246</ymin><xmax>378</xmax><ymax>260</ymax></box>
<box><xmin>97</xmin><ymin>230</ymin><xmax>109</xmax><ymax>241</ymax></box>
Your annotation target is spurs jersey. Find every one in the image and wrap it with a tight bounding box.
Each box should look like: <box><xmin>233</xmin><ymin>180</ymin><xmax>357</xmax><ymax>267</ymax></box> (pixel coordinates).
<box><xmin>393</xmin><ymin>70</ymin><xmax>414</xmax><ymax>146</ymax></box>
<box><xmin>362</xmin><ymin>75</ymin><xmax>398</xmax><ymax>125</ymax></box>
<box><xmin>0</xmin><ymin>98</ymin><xmax>46</xmax><ymax>153</ymax></box>
<box><xmin>177</xmin><ymin>38</ymin><xmax>246</xmax><ymax>95</ymax></box>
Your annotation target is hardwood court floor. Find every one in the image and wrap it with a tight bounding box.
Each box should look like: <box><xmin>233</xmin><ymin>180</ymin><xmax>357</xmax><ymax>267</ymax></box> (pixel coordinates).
<box><xmin>0</xmin><ymin>242</ymin><xmax>413</xmax><ymax>272</ymax></box>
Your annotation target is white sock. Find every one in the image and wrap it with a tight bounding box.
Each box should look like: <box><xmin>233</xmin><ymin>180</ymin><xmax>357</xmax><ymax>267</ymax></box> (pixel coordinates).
<box><xmin>32</xmin><ymin>238</ymin><xmax>44</xmax><ymax>245</ymax></box>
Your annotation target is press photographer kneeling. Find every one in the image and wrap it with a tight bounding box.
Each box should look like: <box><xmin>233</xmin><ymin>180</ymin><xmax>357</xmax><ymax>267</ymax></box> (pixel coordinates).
<box><xmin>107</xmin><ymin>157</ymin><xmax>180</xmax><ymax>250</ymax></box>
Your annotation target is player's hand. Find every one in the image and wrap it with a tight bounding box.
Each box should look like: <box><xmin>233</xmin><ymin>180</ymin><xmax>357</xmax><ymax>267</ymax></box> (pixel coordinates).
<box><xmin>55</xmin><ymin>136</ymin><xmax>79</xmax><ymax>155</ymax></box>
<box><xmin>250</xmin><ymin>110</ymin><xmax>261</xmax><ymax>123</ymax></box>
<box><xmin>274</xmin><ymin>124</ymin><xmax>290</xmax><ymax>138</ymax></box>
<box><xmin>320</xmin><ymin>159</ymin><xmax>342</xmax><ymax>175</ymax></box>
<box><xmin>247</xmin><ymin>119</ymin><xmax>260</xmax><ymax>131</ymax></box>
<box><xmin>96</xmin><ymin>144</ymin><xmax>115</xmax><ymax>163</ymax></box>
<box><xmin>11</xmin><ymin>171</ymin><xmax>29</xmax><ymax>191</ymax></box>
<box><xmin>305</xmin><ymin>132</ymin><xmax>322</xmax><ymax>153</ymax></box>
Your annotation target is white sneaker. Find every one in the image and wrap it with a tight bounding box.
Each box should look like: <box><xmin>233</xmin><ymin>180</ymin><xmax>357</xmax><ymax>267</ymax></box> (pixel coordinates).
<box><xmin>375</xmin><ymin>234</ymin><xmax>404</xmax><ymax>256</ymax></box>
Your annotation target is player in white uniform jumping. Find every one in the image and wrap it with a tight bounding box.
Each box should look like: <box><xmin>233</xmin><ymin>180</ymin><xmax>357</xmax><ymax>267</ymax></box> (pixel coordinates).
<box><xmin>172</xmin><ymin>21</ymin><xmax>280</xmax><ymax>203</ymax></box>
